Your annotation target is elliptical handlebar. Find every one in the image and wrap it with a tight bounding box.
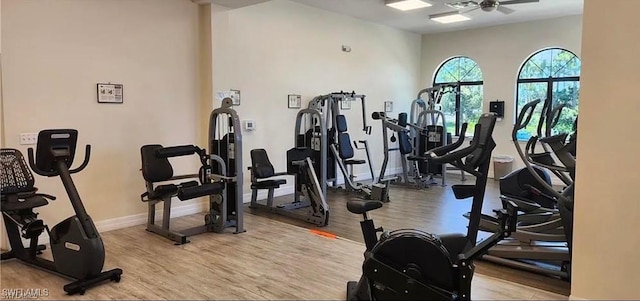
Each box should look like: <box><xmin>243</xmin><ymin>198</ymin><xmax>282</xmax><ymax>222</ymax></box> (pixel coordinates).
<box><xmin>514</xmin><ymin>99</ymin><xmax>541</xmax><ymax>133</ymax></box>
<box><xmin>547</xmin><ymin>104</ymin><xmax>566</xmax><ymax>136</ymax></box>
<box><xmin>425</xmin><ymin>123</ymin><xmax>478</xmax><ymax>165</ymax></box>
<box><xmin>425</xmin><ymin>123</ymin><xmax>469</xmax><ymax>158</ymax></box>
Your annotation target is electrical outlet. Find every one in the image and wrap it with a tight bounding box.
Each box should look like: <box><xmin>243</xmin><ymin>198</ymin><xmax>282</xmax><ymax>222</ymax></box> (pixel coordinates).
<box><xmin>19</xmin><ymin>133</ymin><xmax>38</xmax><ymax>145</ymax></box>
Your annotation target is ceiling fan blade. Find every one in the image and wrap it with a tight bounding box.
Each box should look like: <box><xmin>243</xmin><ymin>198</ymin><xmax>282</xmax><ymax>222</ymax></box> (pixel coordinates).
<box><xmin>497</xmin><ymin>5</ymin><xmax>515</xmax><ymax>14</ymax></box>
<box><xmin>499</xmin><ymin>0</ymin><xmax>539</xmax><ymax>5</ymax></box>
<box><xmin>460</xmin><ymin>6</ymin><xmax>480</xmax><ymax>14</ymax></box>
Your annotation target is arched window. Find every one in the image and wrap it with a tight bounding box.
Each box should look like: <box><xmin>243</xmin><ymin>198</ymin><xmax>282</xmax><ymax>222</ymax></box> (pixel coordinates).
<box><xmin>516</xmin><ymin>48</ymin><xmax>581</xmax><ymax>140</ymax></box>
<box><xmin>433</xmin><ymin>56</ymin><xmax>484</xmax><ymax>136</ymax></box>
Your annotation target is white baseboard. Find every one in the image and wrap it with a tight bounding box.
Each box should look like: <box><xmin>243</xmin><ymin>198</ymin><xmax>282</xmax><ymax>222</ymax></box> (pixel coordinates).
<box><xmin>569</xmin><ymin>295</ymin><xmax>588</xmax><ymax>300</ymax></box>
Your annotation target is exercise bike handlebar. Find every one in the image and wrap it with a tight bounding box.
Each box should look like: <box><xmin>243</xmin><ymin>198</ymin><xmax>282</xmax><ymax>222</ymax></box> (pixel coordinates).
<box><xmin>69</xmin><ymin>145</ymin><xmax>91</xmax><ymax>174</ymax></box>
<box><xmin>27</xmin><ymin>145</ymin><xmax>92</xmax><ymax>176</ymax></box>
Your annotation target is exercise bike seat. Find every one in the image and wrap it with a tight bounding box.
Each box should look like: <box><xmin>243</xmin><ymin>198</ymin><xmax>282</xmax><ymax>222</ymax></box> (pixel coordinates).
<box><xmin>347</xmin><ymin>200</ymin><xmax>383</xmax><ymax>214</ymax></box>
<box><xmin>1</xmin><ymin>195</ymin><xmax>50</xmax><ymax>211</ymax></box>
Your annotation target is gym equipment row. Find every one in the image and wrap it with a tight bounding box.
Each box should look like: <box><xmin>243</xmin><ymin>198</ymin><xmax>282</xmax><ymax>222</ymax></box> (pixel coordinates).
<box><xmin>1</xmin><ymin>130</ymin><xmax>123</xmax><ymax>295</ymax></box>
<box><xmin>346</xmin><ymin>113</ymin><xmax>521</xmax><ymax>300</ymax></box>
<box><xmin>139</xmin><ymin>98</ymin><xmax>245</xmax><ymax>244</ymax></box>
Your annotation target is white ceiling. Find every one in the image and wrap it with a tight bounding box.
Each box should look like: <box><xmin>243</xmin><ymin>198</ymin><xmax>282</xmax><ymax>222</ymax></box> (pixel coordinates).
<box><xmin>288</xmin><ymin>0</ymin><xmax>583</xmax><ymax>34</ymax></box>
<box><xmin>207</xmin><ymin>0</ymin><xmax>271</xmax><ymax>9</ymax></box>
<box><xmin>204</xmin><ymin>0</ymin><xmax>582</xmax><ymax>34</ymax></box>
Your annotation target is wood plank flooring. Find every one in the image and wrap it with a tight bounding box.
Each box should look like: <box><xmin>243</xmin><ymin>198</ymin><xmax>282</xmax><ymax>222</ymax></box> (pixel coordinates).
<box><xmin>0</xmin><ymin>213</ymin><xmax>565</xmax><ymax>300</ymax></box>
<box><xmin>247</xmin><ymin>175</ymin><xmax>572</xmax><ymax>296</ymax></box>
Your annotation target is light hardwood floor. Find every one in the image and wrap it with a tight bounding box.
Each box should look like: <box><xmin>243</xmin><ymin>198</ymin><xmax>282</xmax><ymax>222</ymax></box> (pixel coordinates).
<box><xmin>247</xmin><ymin>175</ymin><xmax>572</xmax><ymax>296</ymax></box>
<box><xmin>0</xmin><ymin>213</ymin><xmax>565</xmax><ymax>300</ymax></box>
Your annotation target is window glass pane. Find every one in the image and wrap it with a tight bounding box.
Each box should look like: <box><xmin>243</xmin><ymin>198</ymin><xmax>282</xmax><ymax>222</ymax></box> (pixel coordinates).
<box><xmin>552</xmin><ymin>53</ymin><xmax>581</xmax><ymax>78</ymax></box>
<box><xmin>435</xmin><ymin>60</ymin><xmax>460</xmax><ymax>83</ymax></box>
<box><xmin>552</xmin><ymin>81</ymin><xmax>580</xmax><ymax>135</ymax></box>
<box><xmin>516</xmin><ymin>48</ymin><xmax>581</xmax><ymax>140</ymax></box>
<box><xmin>516</xmin><ymin>82</ymin><xmax>547</xmax><ymax>140</ymax></box>
<box><xmin>519</xmin><ymin>51</ymin><xmax>551</xmax><ymax>79</ymax></box>
<box><xmin>460</xmin><ymin>85</ymin><xmax>483</xmax><ymax>134</ymax></box>
<box><xmin>439</xmin><ymin>93</ymin><xmax>457</xmax><ymax>135</ymax></box>
<box><xmin>459</xmin><ymin>57</ymin><xmax>482</xmax><ymax>82</ymax></box>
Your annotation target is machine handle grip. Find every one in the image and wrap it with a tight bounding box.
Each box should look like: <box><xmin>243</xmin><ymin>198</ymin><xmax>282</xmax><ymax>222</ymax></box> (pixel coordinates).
<box><xmin>69</xmin><ymin>145</ymin><xmax>91</xmax><ymax>174</ymax></box>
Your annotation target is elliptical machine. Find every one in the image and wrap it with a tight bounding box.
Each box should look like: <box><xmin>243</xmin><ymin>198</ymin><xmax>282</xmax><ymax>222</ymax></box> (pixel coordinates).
<box><xmin>1</xmin><ymin>129</ymin><xmax>123</xmax><ymax>295</ymax></box>
<box><xmin>346</xmin><ymin>114</ymin><xmax>516</xmax><ymax>300</ymax></box>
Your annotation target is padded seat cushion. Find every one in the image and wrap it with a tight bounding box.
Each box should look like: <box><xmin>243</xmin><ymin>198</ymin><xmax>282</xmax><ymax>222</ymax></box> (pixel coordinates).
<box><xmin>251</xmin><ymin>179</ymin><xmax>286</xmax><ymax>189</ymax></box>
<box><xmin>152</xmin><ymin>184</ymin><xmax>178</xmax><ymax>198</ymax></box>
<box><xmin>177</xmin><ymin>182</ymin><xmax>224</xmax><ymax>201</ymax></box>
<box><xmin>1</xmin><ymin>196</ymin><xmax>49</xmax><ymax>211</ymax></box>
<box><xmin>347</xmin><ymin>200</ymin><xmax>383</xmax><ymax>214</ymax></box>
<box><xmin>344</xmin><ymin>159</ymin><xmax>366</xmax><ymax>165</ymax></box>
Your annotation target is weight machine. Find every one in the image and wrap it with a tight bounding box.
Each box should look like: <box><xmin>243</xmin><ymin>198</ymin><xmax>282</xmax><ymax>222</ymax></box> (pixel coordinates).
<box><xmin>139</xmin><ymin>98</ymin><xmax>245</xmax><ymax>245</ymax></box>
<box><xmin>308</xmin><ymin>91</ymin><xmax>389</xmax><ymax>202</ymax></box>
<box><xmin>409</xmin><ymin>84</ymin><xmax>466</xmax><ymax>185</ymax></box>
<box><xmin>248</xmin><ymin>108</ymin><xmax>330</xmax><ymax>227</ymax></box>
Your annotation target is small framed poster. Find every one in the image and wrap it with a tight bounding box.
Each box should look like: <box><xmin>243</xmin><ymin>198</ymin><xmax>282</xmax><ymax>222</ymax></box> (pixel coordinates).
<box><xmin>230</xmin><ymin>89</ymin><xmax>241</xmax><ymax>106</ymax></box>
<box><xmin>288</xmin><ymin>94</ymin><xmax>302</xmax><ymax>109</ymax></box>
<box><xmin>97</xmin><ymin>83</ymin><xmax>124</xmax><ymax>104</ymax></box>
<box><xmin>384</xmin><ymin>101</ymin><xmax>393</xmax><ymax>112</ymax></box>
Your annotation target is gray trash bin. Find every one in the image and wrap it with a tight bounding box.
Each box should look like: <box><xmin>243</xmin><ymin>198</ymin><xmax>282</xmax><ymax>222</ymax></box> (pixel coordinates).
<box><xmin>493</xmin><ymin>155</ymin><xmax>514</xmax><ymax>180</ymax></box>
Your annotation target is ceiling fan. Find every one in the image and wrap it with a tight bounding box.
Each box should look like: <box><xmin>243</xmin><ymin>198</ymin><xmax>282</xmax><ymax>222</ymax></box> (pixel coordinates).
<box><xmin>441</xmin><ymin>0</ymin><xmax>540</xmax><ymax>15</ymax></box>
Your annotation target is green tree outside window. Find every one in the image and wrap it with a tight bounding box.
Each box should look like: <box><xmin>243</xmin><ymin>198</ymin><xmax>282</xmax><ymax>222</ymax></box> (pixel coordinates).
<box><xmin>516</xmin><ymin>48</ymin><xmax>581</xmax><ymax>140</ymax></box>
<box><xmin>433</xmin><ymin>57</ymin><xmax>484</xmax><ymax>136</ymax></box>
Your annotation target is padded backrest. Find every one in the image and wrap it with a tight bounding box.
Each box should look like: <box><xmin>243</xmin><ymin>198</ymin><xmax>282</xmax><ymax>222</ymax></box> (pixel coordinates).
<box><xmin>0</xmin><ymin>148</ymin><xmax>35</xmax><ymax>194</ymax></box>
<box><xmin>336</xmin><ymin>115</ymin><xmax>348</xmax><ymax>133</ymax></box>
<box><xmin>338</xmin><ymin>133</ymin><xmax>354</xmax><ymax>159</ymax></box>
<box><xmin>250</xmin><ymin>149</ymin><xmax>275</xmax><ymax>179</ymax></box>
<box><xmin>140</xmin><ymin>144</ymin><xmax>173</xmax><ymax>183</ymax></box>
<box><xmin>397</xmin><ymin>132</ymin><xmax>413</xmax><ymax>155</ymax></box>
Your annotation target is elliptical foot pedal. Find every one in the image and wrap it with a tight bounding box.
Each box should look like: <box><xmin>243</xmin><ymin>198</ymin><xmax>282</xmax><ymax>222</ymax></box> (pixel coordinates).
<box><xmin>63</xmin><ymin>268</ymin><xmax>123</xmax><ymax>295</ymax></box>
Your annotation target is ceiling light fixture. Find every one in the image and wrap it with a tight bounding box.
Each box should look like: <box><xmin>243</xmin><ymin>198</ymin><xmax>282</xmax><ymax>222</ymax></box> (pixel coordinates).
<box><xmin>385</xmin><ymin>0</ymin><xmax>432</xmax><ymax>11</ymax></box>
<box><xmin>429</xmin><ymin>11</ymin><xmax>471</xmax><ymax>24</ymax></box>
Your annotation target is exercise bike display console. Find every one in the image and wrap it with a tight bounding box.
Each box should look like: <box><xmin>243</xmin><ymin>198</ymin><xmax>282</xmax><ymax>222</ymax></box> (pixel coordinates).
<box><xmin>346</xmin><ymin>114</ymin><xmax>517</xmax><ymax>300</ymax></box>
<box><xmin>1</xmin><ymin>129</ymin><xmax>123</xmax><ymax>295</ymax></box>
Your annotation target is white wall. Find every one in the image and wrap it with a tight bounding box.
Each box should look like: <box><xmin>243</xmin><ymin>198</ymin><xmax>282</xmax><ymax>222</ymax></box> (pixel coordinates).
<box><xmin>571</xmin><ymin>0</ymin><xmax>640</xmax><ymax>299</ymax></box>
<box><xmin>211</xmin><ymin>0</ymin><xmax>422</xmax><ymax>189</ymax></box>
<box><xmin>1</xmin><ymin>0</ymin><xmax>202</xmax><ymax>238</ymax></box>
<box><xmin>420</xmin><ymin>15</ymin><xmax>583</xmax><ymax>179</ymax></box>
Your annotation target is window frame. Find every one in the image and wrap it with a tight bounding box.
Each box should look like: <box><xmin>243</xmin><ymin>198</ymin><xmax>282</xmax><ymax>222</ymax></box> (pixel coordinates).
<box><xmin>515</xmin><ymin>48</ymin><xmax>581</xmax><ymax>139</ymax></box>
<box><xmin>432</xmin><ymin>56</ymin><xmax>484</xmax><ymax>136</ymax></box>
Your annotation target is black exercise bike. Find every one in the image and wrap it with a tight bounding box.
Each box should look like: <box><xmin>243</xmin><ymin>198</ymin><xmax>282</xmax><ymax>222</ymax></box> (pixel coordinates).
<box><xmin>1</xmin><ymin>129</ymin><xmax>122</xmax><ymax>295</ymax></box>
<box><xmin>346</xmin><ymin>113</ymin><xmax>517</xmax><ymax>300</ymax></box>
